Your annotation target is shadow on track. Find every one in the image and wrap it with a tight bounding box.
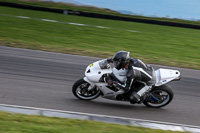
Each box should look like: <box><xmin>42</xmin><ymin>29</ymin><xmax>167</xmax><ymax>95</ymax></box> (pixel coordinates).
<box><xmin>68</xmin><ymin>98</ymin><xmax>168</xmax><ymax>111</ymax></box>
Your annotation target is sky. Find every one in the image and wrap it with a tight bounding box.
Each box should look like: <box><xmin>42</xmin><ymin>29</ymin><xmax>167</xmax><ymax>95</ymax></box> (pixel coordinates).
<box><xmin>48</xmin><ymin>0</ymin><xmax>200</xmax><ymax>20</ymax></box>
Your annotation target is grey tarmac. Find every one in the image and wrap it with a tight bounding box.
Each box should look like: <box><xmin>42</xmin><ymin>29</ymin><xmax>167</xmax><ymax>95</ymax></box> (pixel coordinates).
<box><xmin>0</xmin><ymin>46</ymin><xmax>200</xmax><ymax>126</ymax></box>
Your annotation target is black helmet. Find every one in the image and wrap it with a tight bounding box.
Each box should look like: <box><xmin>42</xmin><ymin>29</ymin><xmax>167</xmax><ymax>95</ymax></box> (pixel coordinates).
<box><xmin>113</xmin><ymin>51</ymin><xmax>130</xmax><ymax>70</ymax></box>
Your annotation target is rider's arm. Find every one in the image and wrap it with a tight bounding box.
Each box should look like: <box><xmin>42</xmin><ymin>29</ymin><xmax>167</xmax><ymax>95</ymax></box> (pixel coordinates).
<box><xmin>116</xmin><ymin>67</ymin><xmax>135</xmax><ymax>92</ymax></box>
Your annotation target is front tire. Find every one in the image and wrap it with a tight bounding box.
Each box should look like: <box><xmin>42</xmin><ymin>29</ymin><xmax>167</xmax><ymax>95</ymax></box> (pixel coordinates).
<box><xmin>143</xmin><ymin>84</ymin><xmax>174</xmax><ymax>108</ymax></box>
<box><xmin>72</xmin><ymin>78</ymin><xmax>101</xmax><ymax>100</ymax></box>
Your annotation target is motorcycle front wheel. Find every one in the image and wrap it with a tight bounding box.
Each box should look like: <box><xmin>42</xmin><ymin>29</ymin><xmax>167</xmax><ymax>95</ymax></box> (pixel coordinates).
<box><xmin>72</xmin><ymin>78</ymin><xmax>101</xmax><ymax>100</ymax></box>
<box><xmin>143</xmin><ymin>84</ymin><xmax>174</xmax><ymax>108</ymax></box>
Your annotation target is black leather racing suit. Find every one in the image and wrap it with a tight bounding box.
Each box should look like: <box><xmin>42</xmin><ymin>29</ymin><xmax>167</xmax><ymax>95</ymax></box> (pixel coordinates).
<box><xmin>116</xmin><ymin>58</ymin><xmax>156</xmax><ymax>94</ymax></box>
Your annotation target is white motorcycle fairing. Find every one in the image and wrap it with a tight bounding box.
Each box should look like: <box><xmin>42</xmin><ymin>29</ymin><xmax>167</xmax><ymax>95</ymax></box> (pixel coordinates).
<box><xmin>155</xmin><ymin>68</ymin><xmax>181</xmax><ymax>86</ymax></box>
<box><xmin>72</xmin><ymin>59</ymin><xmax>181</xmax><ymax>107</ymax></box>
<box><xmin>84</xmin><ymin>60</ymin><xmax>125</xmax><ymax>100</ymax></box>
<box><xmin>83</xmin><ymin>59</ymin><xmax>181</xmax><ymax>100</ymax></box>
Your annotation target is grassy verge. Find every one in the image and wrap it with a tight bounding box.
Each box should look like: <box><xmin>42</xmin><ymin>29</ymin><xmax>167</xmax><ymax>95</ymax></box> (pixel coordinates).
<box><xmin>0</xmin><ymin>6</ymin><xmax>199</xmax><ymax>69</ymax></box>
<box><xmin>0</xmin><ymin>111</ymin><xmax>186</xmax><ymax>133</ymax></box>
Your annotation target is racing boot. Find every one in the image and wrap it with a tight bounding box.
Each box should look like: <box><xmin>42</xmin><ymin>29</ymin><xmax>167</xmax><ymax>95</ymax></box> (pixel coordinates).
<box><xmin>129</xmin><ymin>91</ymin><xmax>140</xmax><ymax>104</ymax></box>
<box><xmin>130</xmin><ymin>86</ymin><xmax>152</xmax><ymax>104</ymax></box>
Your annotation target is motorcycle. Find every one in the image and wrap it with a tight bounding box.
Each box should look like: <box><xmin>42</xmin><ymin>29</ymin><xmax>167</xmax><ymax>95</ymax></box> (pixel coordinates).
<box><xmin>72</xmin><ymin>59</ymin><xmax>181</xmax><ymax>108</ymax></box>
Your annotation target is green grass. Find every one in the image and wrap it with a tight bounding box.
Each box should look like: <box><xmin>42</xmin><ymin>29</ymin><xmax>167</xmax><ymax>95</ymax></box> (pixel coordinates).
<box><xmin>0</xmin><ymin>6</ymin><xmax>200</xmax><ymax>69</ymax></box>
<box><xmin>1</xmin><ymin>0</ymin><xmax>200</xmax><ymax>26</ymax></box>
<box><xmin>0</xmin><ymin>111</ymin><xmax>186</xmax><ymax>133</ymax></box>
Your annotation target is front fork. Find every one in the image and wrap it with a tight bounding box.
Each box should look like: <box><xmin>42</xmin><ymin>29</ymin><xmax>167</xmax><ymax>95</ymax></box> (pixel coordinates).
<box><xmin>83</xmin><ymin>77</ymin><xmax>96</xmax><ymax>91</ymax></box>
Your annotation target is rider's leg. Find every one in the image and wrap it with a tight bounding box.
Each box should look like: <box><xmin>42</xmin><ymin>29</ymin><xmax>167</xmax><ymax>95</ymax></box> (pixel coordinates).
<box><xmin>129</xmin><ymin>83</ymin><xmax>152</xmax><ymax>103</ymax></box>
<box><xmin>129</xmin><ymin>73</ymin><xmax>156</xmax><ymax>103</ymax></box>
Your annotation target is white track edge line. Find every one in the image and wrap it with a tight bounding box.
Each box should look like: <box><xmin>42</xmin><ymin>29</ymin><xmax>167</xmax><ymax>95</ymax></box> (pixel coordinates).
<box><xmin>0</xmin><ymin>103</ymin><xmax>199</xmax><ymax>129</ymax></box>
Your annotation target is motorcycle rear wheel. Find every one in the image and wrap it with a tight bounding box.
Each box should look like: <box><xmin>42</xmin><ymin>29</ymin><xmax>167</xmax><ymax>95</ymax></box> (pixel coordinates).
<box><xmin>143</xmin><ymin>84</ymin><xmax>174</xmax><ymax>108</ymax></box>
<box><xmin>72</xmin><ymin>78</ymin><xmax>101</xmax><ymax>100</ymax></box>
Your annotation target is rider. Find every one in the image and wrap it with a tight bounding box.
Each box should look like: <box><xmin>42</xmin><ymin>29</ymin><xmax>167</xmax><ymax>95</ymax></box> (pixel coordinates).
<box><xmin>107</xmin><ymin>51</ymin><xmax>156</xmax><ymax>103</ymax></box>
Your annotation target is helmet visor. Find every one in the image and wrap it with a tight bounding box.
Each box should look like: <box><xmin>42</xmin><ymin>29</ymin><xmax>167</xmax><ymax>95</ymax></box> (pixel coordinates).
<box><xmin>113</xmin><ymin>60</ymin><xmax>120</xmax><ymax>68</ymax></box>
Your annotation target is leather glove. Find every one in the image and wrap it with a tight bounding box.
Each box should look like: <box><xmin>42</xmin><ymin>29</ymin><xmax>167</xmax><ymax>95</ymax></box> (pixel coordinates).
<box><xmin>105</xmin><ymin>75</ymin><xmax>119</xmax><ymax>87</ymax></box>
<box><xmin>112</xmin><ymin>81</ymin><xmax>119</xmax><ymax>87</ymax></box>
<box><xmin>106</xmin><ymin>58</ymin><xmax>113</xmax><ymax>63</ymax></box>
<box><xmin>107</xmin><ymin>79</ymin><xmax>119</xmax><ymax>88</ymax></box>
<box><xmin>107</xmin><ymin>79</ymin><xmax>113</xmax><ymax>87</ymax></box>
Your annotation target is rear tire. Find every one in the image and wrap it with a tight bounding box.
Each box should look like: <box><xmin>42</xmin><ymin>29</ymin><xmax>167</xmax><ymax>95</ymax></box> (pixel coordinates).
<box><xmin>72</xmin><ymin>78</ymin><xmax>101</xmax><ymax>100</ymax></box>
<box><xmin>143</xmin><ymin>84</ymin><xmax>174</xmax><ymax>108</ymax></box>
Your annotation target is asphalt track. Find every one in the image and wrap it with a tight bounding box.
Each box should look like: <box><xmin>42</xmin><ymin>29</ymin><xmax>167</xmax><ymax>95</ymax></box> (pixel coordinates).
<box><xmin>0</xmin><ymin>46</ymin><xmax>200</xmax><ymax>126</ymax></box>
